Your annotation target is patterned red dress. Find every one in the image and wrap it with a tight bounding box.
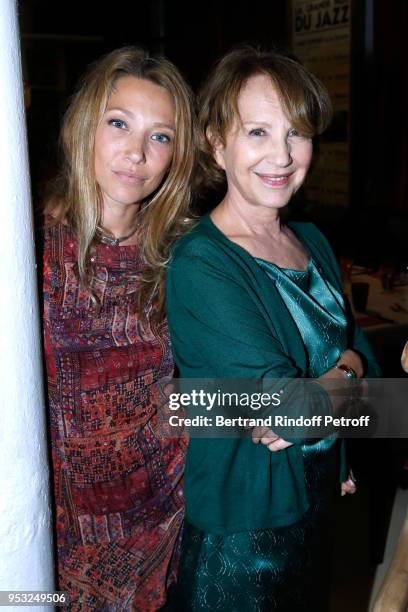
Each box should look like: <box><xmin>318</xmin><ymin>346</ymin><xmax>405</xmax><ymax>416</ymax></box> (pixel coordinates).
<box><xmin>43</xmin><ymin>221</ymin><xmax>185</xmax><ymax>611</ymax></box>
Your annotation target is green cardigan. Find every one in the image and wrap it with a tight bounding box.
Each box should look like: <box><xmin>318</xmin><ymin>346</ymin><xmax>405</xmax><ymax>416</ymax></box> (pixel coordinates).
<box><xmin>166</xmin><ymin>215</ymin><xmax>380</xmax><ymax>534</ymax></box>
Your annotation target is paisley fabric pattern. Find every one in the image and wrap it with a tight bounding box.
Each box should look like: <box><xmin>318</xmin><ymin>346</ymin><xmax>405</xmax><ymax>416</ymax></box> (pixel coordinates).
<box><xmin>43</xmin><ymin>221</ymin><xmax>186</xmax><ymax>611</ymax></box>
<box><xmin>172</xmin><ymin>259</ymin><xmax>347</xmax><ymax>611</ymax></box>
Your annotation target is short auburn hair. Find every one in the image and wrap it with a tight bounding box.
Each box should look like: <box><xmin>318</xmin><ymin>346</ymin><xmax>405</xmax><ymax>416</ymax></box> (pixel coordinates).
<box><xmin>197</xmin><ymin>45</ymin><xmax>332</xmax><ymax>188</ymax></box>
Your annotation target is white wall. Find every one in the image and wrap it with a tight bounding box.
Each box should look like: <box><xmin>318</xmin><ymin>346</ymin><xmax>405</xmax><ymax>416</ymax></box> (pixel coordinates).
<box><xmin>0</xmin><ymin>0</ymin><xmax>54</xmax><ymax>609</ymax></box>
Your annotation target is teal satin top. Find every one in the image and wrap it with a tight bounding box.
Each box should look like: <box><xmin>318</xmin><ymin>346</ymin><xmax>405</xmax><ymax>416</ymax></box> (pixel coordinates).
<box><xmin>256</xmin><ymin>259</ymin><xmax>349</xmax><ymax>461</ymax></box>
<box><xmin>255</xmin><ymin>258</ymin><xmax>348</xmax><ymax>378</ymax></box>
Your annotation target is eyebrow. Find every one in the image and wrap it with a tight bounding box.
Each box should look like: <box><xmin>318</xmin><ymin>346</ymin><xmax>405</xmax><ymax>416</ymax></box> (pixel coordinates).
<box><xmin>242</xmin><ymin>121</ymin><xmax>271</xmax><ymax>127</ymax></box>
<box><xmin>153</xmin><ymin>122</ymin><xmax>176</xmax><ymax>132</ymax></box>
<box><xmin>106</xmin><ymin>107</ymin><xmax>175</xmax><ymax>131</ymax></box>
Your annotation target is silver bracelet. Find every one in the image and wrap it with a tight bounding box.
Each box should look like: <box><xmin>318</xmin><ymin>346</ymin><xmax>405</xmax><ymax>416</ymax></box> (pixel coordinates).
<box><xmin>335</xmin><ymin>363</ymin><xmax>357</xmax><ymax>379</ymax></box>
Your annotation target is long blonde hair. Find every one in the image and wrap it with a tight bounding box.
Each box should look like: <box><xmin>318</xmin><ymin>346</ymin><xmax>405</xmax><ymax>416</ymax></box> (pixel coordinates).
<box><xmin>45</xmin><ymin>46</ymin><xmax>197</xmax><ymax>318</ymax></box>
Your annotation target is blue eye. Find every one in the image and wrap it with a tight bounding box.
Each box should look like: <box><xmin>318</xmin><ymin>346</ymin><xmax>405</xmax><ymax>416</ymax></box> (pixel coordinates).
<box><xmin>249</xmin><ymin>128</ymin><xmax>266</xmax><ymax>137</ymax></box>
<box><xmin>109</xmin><ymin>118</ymin><xmax>127</xmax><ymax>129</ymax></box>
<box><xmin>151</xmin><ymin>133</ymin><xmax>171</xmax><ymax>144</ymax></box>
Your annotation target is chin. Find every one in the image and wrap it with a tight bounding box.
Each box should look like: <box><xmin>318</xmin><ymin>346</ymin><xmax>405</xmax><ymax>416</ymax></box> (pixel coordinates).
<box><xmin>254</xmin><ymin>188</ymin><xmax>294</xmax><ymax>210</ymax></box>
<box><xmin>260</xmin><ymin>198</ymin><xmax>292</xmax><ymax>210</ymax></box>
<box><xmin>115</xmin><ymin>191</ymin><xmax>145</xmax><ymax>206</ymax></box>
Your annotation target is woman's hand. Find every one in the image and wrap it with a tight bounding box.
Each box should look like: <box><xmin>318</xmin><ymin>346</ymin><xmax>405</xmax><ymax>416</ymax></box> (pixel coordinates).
<box><xmin>336</xmin><ymin>349</ymin><xmax>364</xmax><ymax>379</ymax></box>
<box><xmin>251</xmin><ymin>349</ymin><xmax>365</xmax><ymax>451</ymax></box>
<box><xmin>341</xmin><ymin>470</ymin><xmax>357</xmax><ymax>496</ymax></box>
<box><xmin>251</xmin><ymin>426</ymin><xmax>294</xmax><ymax>452</ymax></box>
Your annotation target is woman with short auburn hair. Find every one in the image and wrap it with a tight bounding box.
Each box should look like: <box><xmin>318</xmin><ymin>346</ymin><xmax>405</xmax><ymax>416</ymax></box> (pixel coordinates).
<box><xmin>166</xmin><ymin>46</ymin><xmax>380</xmax><ymax>610</ymax></box>
<box><xmin>43</xmin><ymin>46</ymin><xmax>196</xmax><ymax>610</ymax></box>
<box><xmin>197</xmin><ymin>45</ymin><xmax>332</xmax><ymax>192</ymax></box>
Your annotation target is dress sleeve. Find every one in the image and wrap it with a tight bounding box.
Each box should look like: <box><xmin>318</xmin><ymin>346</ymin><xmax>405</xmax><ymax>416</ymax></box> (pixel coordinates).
<box><xmin>42</xmin><ymin>227</ymin><xmax>58</xmax><ymax>382</ymax></box>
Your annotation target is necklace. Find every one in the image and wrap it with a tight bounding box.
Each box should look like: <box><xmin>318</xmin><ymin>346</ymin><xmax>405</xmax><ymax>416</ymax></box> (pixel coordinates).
<box><xmin>96</xmin><ymin>224</ymin><xmax>138</xmax><ymax>247</ymax></box>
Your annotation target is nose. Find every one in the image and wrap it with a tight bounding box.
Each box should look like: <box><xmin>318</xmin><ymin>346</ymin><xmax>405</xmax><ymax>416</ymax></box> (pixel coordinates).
<box><xmin>267</xmin><ymin>136</ymin><xmax>292</xmax><ymax>168</ymax></box>
<box><xmin>125</xmin><ymin>132</ymin><xmax>146</xmax><ymax>164</ymax></box>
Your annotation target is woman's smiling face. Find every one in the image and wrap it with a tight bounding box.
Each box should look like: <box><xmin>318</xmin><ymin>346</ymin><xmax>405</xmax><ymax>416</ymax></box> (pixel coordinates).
<box><xmin>94</xmin><ymin>75</ymin><xmax>176</xmax><ymax>212</ymax></box>
<box><xmin>213</xmin><ymin>73</ymin><xmax>313</xmax><ymax>212</ymax></box>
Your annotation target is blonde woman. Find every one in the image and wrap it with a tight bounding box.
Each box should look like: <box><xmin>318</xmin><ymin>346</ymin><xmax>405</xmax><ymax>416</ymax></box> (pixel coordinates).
<box><xmin>43</xmin><ymin>47</ymin><xmax>196</xmax><ymax>610</ymax></box>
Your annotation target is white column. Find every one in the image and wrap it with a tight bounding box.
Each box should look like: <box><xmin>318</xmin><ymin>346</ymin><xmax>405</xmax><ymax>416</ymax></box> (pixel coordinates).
<box><xmin>0</xmin><ymin>0</ymin><xmax>55</xmax><ymax>608</ymax></box>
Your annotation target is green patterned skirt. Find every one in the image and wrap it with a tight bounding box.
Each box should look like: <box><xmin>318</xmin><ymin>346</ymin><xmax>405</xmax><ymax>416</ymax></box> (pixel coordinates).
<box><xmin>170</xmin><ymin>441</ymin><xmax>337</xmax><ymax>612</ymax></box>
